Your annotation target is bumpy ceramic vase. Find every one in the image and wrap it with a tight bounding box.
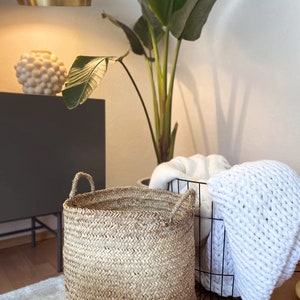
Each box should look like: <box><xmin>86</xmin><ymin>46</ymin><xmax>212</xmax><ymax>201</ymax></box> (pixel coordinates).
<box><xmin>14</xmin><ymin>50</ymin><xmax>67</xmax><ymax>95</ymax></box>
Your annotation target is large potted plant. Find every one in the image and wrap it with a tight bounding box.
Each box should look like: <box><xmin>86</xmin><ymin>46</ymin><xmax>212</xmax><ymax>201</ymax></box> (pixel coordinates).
<box><xmin>62</xmin><ymin>0</ymin><xmax>217</xmax><ymax>164</ymax></box>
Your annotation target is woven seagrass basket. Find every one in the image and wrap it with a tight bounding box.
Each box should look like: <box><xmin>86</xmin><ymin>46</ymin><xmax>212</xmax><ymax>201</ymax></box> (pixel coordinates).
<box><xmin>63</xmin><ymin>172</ymin><xmax>196</xmax><ymax>300</ymax></box>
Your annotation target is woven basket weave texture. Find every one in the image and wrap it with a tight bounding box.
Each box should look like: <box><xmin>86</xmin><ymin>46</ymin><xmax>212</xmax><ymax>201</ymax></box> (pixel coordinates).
<box><xmin>63</xmin><ymin>172</ymin><xmax>196</xmax><ymax>300</ymax></box>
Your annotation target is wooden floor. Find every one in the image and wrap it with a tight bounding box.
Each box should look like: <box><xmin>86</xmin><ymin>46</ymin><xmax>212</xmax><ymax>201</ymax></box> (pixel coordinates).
<box><xmin>0</xmin><ymin>237</ymin><xmax>60</xmax><ymax>294</ymax></box>
<box><xmin>0</xmin><ymin>237</ymin><xmax>299</xmax><ymax>299</ymax></box>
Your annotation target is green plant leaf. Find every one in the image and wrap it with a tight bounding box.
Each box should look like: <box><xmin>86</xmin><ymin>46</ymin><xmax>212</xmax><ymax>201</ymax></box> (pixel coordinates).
<box><xmin>62</xmin><ymin>55</ymin><xmax>115</xmax><ymax>109</ymax></box>
<box><xmin>102</xmin><ymin>12</ymin><xmax>150</xmax><ymax>59</ymax></box>
<box><xmin>170</xmin><ymin>0</ymin><xmax>217</xmax><ymax>41</ymax></box>
<box><xmin>144</xmin><ymin>0</ymin><xmax>172</xmax><ymax>26</ymax></box>
<box><xmin>133</xmin><ymin>16</ymin><xmax>165</xmax><ymax>50</ymax></box>
<box><xmin>145</xmin><ymin>0</ymin><xmax>187</xmax><ymax>26</ymax></box>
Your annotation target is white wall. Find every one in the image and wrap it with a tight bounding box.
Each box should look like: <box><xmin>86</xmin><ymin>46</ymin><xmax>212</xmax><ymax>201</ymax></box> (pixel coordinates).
<box><xmin>0</xmin><ymin>0</ymin><xmax>299</xmax><ymax>191</ymax></box>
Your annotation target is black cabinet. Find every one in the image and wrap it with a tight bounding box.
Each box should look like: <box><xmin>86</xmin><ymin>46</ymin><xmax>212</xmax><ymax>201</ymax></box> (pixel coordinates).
<box><xmin>0</xmin><ymin>92</ymin><xmax>105</xmax><ymax>222</ymax></box>
<box><xmin>0</xmin><ymin>92</ymin><xmax>105</xmax><ymax>272</ymax></box>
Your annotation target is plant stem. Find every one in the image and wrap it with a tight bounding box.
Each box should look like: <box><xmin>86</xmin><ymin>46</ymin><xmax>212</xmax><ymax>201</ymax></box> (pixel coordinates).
<box><xmin>148</xmin><ymin>24</ymin><xmax>164</xmax><ymax>124</ymax></box>
<box><xmin>161</xmin><ymin>27</ymin><xmax>170</xmax><ymax>158</ymax></box>
<box><xmin>165</xmin><ymin>38</ymin><xmax>182</xmax><ymax>155</ymax></box>
<box><xmin>145</xmin><ymin>50</ymin><xmax>160</xmax><ymax>145</ymax></box>
<box><xmin>118</xmin><ymin>59</ymin><xmax>160</xmax><ymax>163</ymax></box>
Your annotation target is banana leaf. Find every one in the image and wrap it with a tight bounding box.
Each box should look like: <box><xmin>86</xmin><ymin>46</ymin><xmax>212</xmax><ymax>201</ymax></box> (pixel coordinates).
<box><xmin>62</xmin><ymin>55</ymin><xmax>117</xmax><ymax>109</ymax></box>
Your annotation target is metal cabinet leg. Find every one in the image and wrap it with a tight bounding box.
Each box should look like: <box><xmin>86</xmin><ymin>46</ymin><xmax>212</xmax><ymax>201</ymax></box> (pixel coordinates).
<box><xmin>31</xmin><ymin>217</ymin><xmax>36</xmax><ymax>248</ymax></box>
<box><xmin>57</xmin><ymin>212</ymin><xmax>63</xmax><ymax>272</ymax></box>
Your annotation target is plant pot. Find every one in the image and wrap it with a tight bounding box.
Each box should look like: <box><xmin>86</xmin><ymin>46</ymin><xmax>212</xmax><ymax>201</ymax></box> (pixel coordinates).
<box><xmin>136</xmin><ymin>177</ymin><xmax>150</xmax><ymax>188</ymax></box>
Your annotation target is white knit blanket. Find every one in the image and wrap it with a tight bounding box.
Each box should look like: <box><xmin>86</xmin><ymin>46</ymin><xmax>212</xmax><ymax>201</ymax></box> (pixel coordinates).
<box><xmin>207</xmin><ymin>160</ymin><xmax>300</xmax><ymax>300</ymax></box>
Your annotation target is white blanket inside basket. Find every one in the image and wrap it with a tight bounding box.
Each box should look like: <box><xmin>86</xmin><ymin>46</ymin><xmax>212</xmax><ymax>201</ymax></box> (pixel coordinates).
<box><xmin>149</xmin><ymin>154</ymin><xmax>231</xmax><ymax>241</ymax></box>
<box><xmin>207</xmin><ymin>160</ymin><xmax>300</xmax><ymax>300</ymax></box>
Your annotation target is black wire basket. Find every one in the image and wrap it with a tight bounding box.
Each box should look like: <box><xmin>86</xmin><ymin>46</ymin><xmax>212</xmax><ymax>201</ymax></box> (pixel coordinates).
<box><xmin>168</xmin><ymin>178</ymin><xmax>241</xmax><ymax>300</ymax></box>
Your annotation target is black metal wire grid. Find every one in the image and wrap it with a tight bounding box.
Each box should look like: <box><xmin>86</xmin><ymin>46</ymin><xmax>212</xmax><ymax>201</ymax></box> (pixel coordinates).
<box><xmin>168</xmin><ymin>178</ymin><xmax>240</xmax><ymax>300</ymax></box>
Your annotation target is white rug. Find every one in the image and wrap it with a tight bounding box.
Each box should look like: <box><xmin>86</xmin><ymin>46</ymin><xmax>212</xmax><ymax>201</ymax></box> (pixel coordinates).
<box><xmin>0</xmin><ymin>275</ymin><xmax>65</xmax><ymax>300</ymax></box>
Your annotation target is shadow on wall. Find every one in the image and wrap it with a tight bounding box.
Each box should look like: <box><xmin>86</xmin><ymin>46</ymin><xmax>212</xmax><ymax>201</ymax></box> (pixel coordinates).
<box><xmin>177</xmin><ymin>59</ymin><xmax>251</xmax><ymax>164</ymax></box>
<box><xmin>175</xmin><ymin>0</ymin><xmax>300</xmax><ymax>169</ymax></box>
<box><xmin>177</xmin><ymin>66</ymin><xmax>211</xmax><ymax>156</ymax></box>
<box><xmin>212</xmin><ymin>65</ymin><xmax>252</xmax><ymax>164</ymax></box>
<box><xmin>173</xmin><ymin>1</ymin><xmax>254</xmax><ymax>162</ymax></box>
<box><xmin>209</xmin><ymin>0</ymin><xmax>300</xmax><ymax>166</ymax></box>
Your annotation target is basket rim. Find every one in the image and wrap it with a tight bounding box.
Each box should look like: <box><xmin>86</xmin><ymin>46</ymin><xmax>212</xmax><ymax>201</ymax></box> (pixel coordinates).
<box><xmin>64</xmin><ymin>186</ymin><xmax>189</xmax><ymax>204</ymax></box>
<box><xmin>63</xmin><ymin>186</ymin><xmax>195</xmax><ymax>223</ymax></box>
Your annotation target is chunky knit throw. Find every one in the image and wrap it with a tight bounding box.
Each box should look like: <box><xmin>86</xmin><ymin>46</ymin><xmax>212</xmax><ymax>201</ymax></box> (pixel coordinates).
<box><xmin>207</xmin><ymin>160</ymin><xmax>300</xmax><ymax>300</ymax></box>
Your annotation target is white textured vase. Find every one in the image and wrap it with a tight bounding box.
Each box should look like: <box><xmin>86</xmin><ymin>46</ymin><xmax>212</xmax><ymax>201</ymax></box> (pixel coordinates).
<box><xmin>14</xmin><ymin>50</ymin><xmax>67</xmax><ymax>95</ymax></box>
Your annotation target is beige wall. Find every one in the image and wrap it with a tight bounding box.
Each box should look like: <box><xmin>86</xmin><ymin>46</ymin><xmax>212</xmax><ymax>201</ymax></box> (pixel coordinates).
<box><xmin>1</xmin><ymin>0</ymin><xmax>299</xmax><ymax>191</ymax></box>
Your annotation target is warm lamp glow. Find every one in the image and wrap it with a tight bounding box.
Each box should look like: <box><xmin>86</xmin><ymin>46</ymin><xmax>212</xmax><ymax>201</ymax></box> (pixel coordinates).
<box><xmin>17</xmin><ymin>0</ymin><xmax>91</xmax><ymax>6</ymax></box>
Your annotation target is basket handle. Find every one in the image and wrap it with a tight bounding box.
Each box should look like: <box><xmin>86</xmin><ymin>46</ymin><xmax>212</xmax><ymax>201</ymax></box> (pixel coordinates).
<box><xmin>69</xmin><ymin>172</ymin><xmax>95</xmax><ymax>198</ymax></box>
<box><xmin>169</xmin><ymin>189</ymin><xmax>196</xmax><ymax>222</ymax></box>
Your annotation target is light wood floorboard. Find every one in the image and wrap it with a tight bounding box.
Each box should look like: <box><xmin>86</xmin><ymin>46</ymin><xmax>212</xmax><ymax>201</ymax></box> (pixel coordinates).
<box><xmin>0</xmin><ymin>237</ymin><xmax>60</xmax><ymax>294</ymax></box>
